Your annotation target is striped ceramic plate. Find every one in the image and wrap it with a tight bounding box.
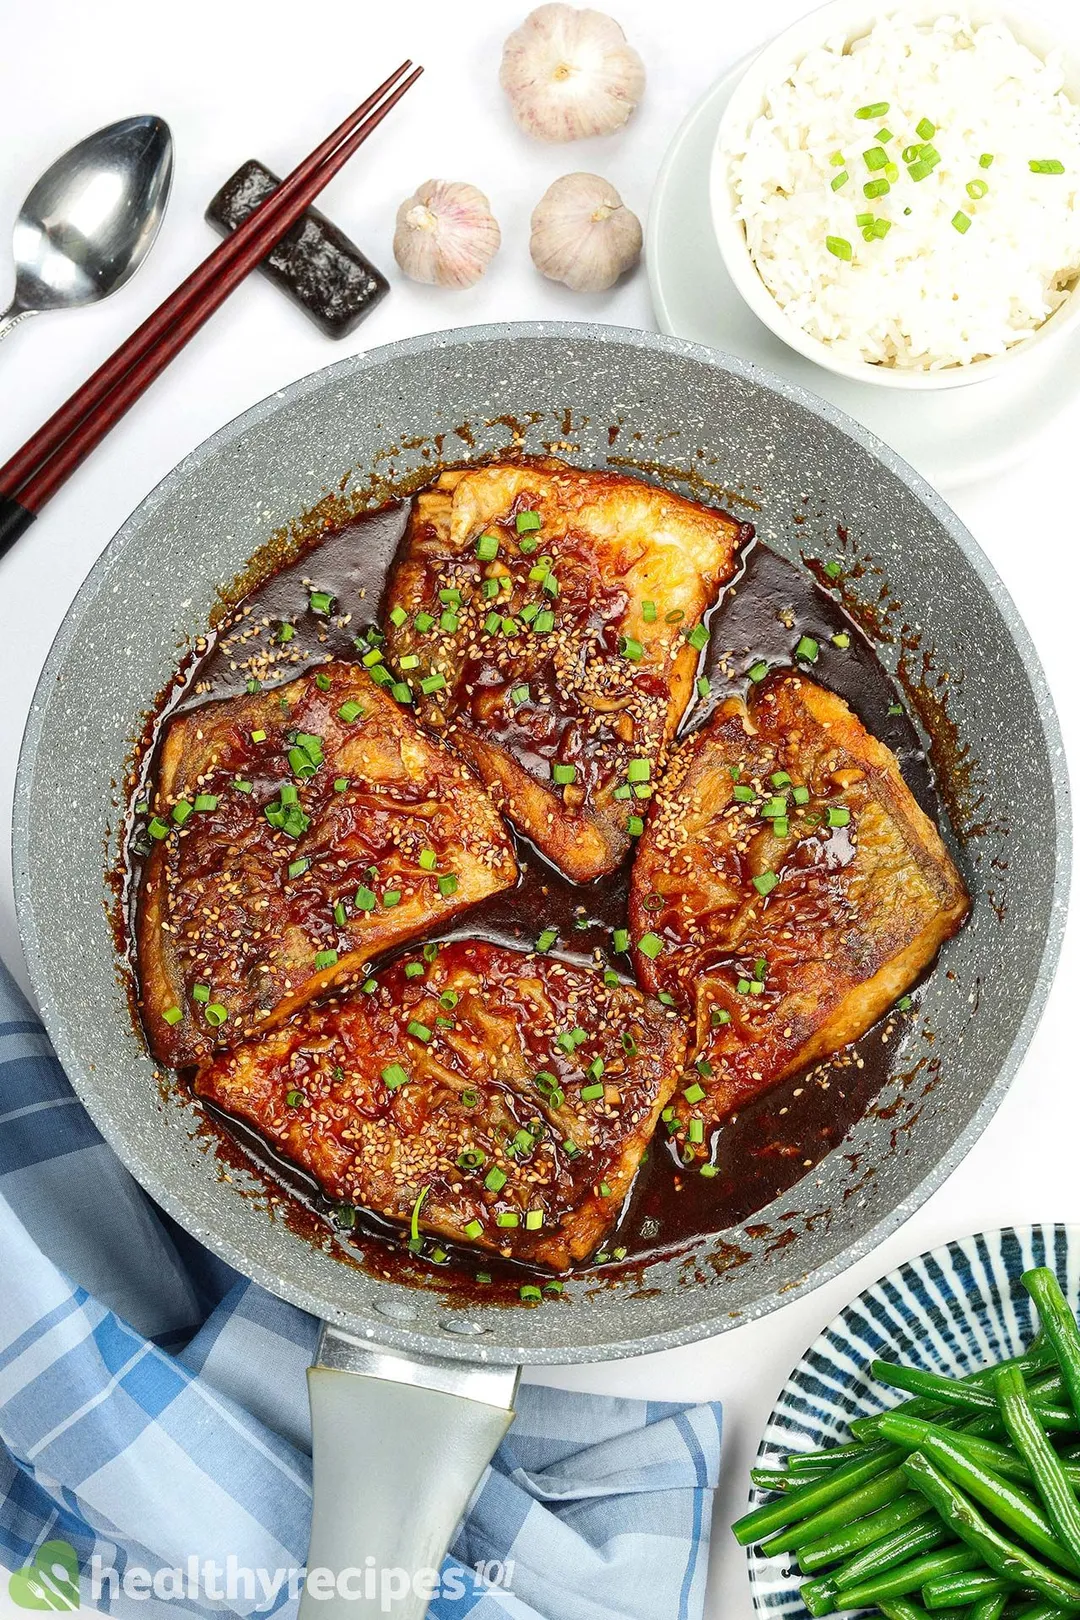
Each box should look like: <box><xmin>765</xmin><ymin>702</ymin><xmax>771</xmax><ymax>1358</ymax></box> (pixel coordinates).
<box><xmin>747</xmin><ymin>1224</ymin><xmax>1080</xmax><ymax>1616</ymax></box>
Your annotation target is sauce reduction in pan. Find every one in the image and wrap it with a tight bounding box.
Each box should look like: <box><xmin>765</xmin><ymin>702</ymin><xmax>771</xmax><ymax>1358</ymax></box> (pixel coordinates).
<box><xmin>125</xmin><ymin>483</ymin><xmax>948</xmax><ymax>1294</ymax></box>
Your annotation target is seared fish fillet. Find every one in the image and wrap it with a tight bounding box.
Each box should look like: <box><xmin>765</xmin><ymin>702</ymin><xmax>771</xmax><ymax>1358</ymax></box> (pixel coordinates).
<box><xmin>383</xmin><ymin>459</ymin><xmax>747</xmax><ymax>881</ymax></box>
<box><xmin>196</xmin><ymin>939</ymin><xmax>686</xmax><ymax>1270</ymax></box>
<box><xmin>137</xmin><ymin>663</ymin><xmax>517</xmax><ymax>1068</ymax></box>
<box><xmin>629</xmin><ymin>672</ymin><xmax>969</xmax><ymax>1155</ymax></box>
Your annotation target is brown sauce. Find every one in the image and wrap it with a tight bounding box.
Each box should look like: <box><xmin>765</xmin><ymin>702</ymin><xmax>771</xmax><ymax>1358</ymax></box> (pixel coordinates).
<box><xmin>126</xmin><ymin>486</ymin><xmax>951</xmax><ymax>1294</ymax></box>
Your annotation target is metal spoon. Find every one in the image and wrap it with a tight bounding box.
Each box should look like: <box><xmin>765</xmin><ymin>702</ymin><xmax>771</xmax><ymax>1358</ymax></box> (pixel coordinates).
<box><xmin>0</xmin><ymin>115</ymin><xmax>173</xmax><ymax>345</ymax></box>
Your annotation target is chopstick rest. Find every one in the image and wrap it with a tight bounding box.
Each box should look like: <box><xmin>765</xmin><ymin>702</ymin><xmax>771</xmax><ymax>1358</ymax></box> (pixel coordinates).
<box><xmin>207</xmin><ymin>160</ymin><xmax>389</xmax><ymax>338</ymax></box>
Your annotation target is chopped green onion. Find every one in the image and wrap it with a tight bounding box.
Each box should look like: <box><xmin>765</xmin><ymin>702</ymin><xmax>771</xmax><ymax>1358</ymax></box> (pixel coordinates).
<box><xmin>285</xmin><ymin>1089</ymin><xmax>304</xmax><ymax>1107</ymax></box>
<box><xmin>338</xmin><ymin>700</ymin><xmax>363</xmax><ymax>723</ymax></box>
<box><xmin>390</xmin><ymin>683</ymin><xmax>413</xmax><ymax>704</ymax></box>
<box><xmin>826</xmin><ymin>805</ymin><xmax>851</xmax><ymax>827</ymax></box>
<box><xmin>863</xmin><ymin>178</ymin><xmax>890</xmax><ymax>199</ymax></box>
<box><xmin>461</xmin><ymin>1088</ymin><xmax>479</xmax><ymax>1108</ymax></box>
<box><xmin>288</xmin><ymin>857</ymin><xmax>310</xmax><ymax>878</ymax></box>
<box><xmin>476</xmin><ymin>533</ymin><xmax>499</xmax><ymax>560</ymax></box>
<box><xmin>627</xmin><ymin>758</ymin><xmax>650</xmax><ymax>783</ymax></box>
<box><xmin>481</xmin><ymin>577</ymin><xmax>500</xmax><ymax>599</ymax></box>
<box><xmin>753</xmin><ymin>871</ymin><xmax>780</xmax><ymax>896</ymax></box>
<box><xmin>361</xmin><ymin>978</ymin><xmax>377</xmax><ymax>993</ymax></box>
<box><xmin>613</xmin><ymin>928</ymin><xmax>630</xmax><ymax>953</ymax></box>
<box><xmin>520</xmin><ymin>1284</ymin><xmax>541</xmax><ymax>1301</ymax></box>
<box><xmin>733</xmin><ymin>784</ymin><xmax>754</xmax><ymax>804</ymax></box>
<box><xmin>485</xmin><ymin>1167</ymin><xmax>507</xmax><ymax>1193</ymax></box>
<box><xmin>205</xmin><ymin>1003</ymin><xmax>229</xmax><ymax>1027</ymax></box>
<box><xmin>389</xmin><ymin>605</ymin><xmax>407</xmax><ymax>629</ymax></box>
<box><xmin>792</xmin><ymin>784</ymin><xmax>810</xmax><ymax>804</ymax></box>
<box><xmin>162</xmin><ymin>1004</ymin><xmax>183</xmax><ymax>1025</ymax></box>
<box><xmin>637</xmin><ymin>933</ymin><xmax>663</xmax><ymax>959</ymax></box>
<box><xmin>496</xmin><ymin>1212</ymin><xmax>519</xmax><ymax>1228</ymax></box>
<box><xmin>516</xmin><ymin>510</ymin><xmax>541</xmax><ymax>533</ymax></box>
<box><xmin>686</xmin><ymin>622</ymin><xmax>709</xmax><ymax>652</ymax></box>
<box><xmin>534</xmin><ymin>609</ymin><xmax>555</xmax><ymax>634</ymax></box>
<box><xmin>619</xmin><ymin>635</ymin><xmax>644</xmax><ymax>660</ymax></box>
<box><xmin>699</xmin><ymin>1164</ymin><xmax>718</xmax><ymax>1178</ymax></box>
<box><xmin>439</xmin><ymin>587</ymin><xmax>461</xmax><ymax>607</ymax></box>
<box><xmin>795</xmin><ymin>634</ymin><xmax>819</xmax><ymax>662</ymax></box>
<box><xmin>967</xmin><ymin>178</ymin><xmax>988</xmax><ymax>200</ymax></box>
<box><xmin>916</xmin><ymin>117</ymin><xmax>936</xmax><ymax>140</ymax></box>
<box><xmin>826</xmin><ymin>235</ymin><xmax>853</xmax><ymax>260</ymax></box>
<box><xmin>979</xmin><ymin>152</ymin><xmax>994</xmax><ymax>169</ymax></box>
<box><xmin>664</xmin><ymin>608</ymin><xmax>684</xmax><ymax>624</ymax></box>
<box><xmin>855</xmin><ymin>213</ymin><xmax>873</xmax><ymax>228</ymax></box>
<box><xmin>581</xmin><ymin>1083</ymin><xmax>605</xmax><ymax>1101</ymax></box>
<box><xmin>684</xmin><ymin>1081</ymin><xmax>706</xmax><ymax>1105</ymax></box>
<box><xmin>830</xmin><ymin>171</ymin><xmax>848</xmax><ymax>191</ymax></box>
<box><xmin>711</xmin><ymin>1007</ymin><xmax>731</xmax><ymax>1027</ymax></box>
<box><xmin>420</xmin><ymin>672</ymin><xmax>447</xmax><ymax>695</ymax></box>
<box><xmin>193</xmin><ymin>793</ymin><xmax>218</xmax><ymax>812</ymax></box>
<box><xmin>404</xmin><ymin>961</ymin><xmax>425</xmax><ymax>979</ymax></box>
<box><xmin>440</xmin><ymin>990</ymin><xmax>459</xmax><ymax>1010</ymax></box>
<box><xmin>437</xmin><ymin>873</ymin><xmax>458</xmax><ymax>897</ymax></box>
<box><xmin>172</xmin><ymin>799</ymin><xmax>193</xmax><ymax>826</ymax></box>
<box><xmin>762</xmin><ymin>796</ymin><xmax>787</xmax><ymax>819</ymax></box>
<box><xmin>309</xmin><ymin>590</ymin><xmax>333</xmax><ymax>615</ymax></box>
<box><xmin>872</xmin><ymin>217</ymin><xmax>892</xmax><ymax>239</ymax></box>
<box><xmin>1030</xmin><ymin>158</ymin><xmax>1066</xmax><ymax>174</ymax></box>
<box><xmin>952</xmin><ymin>210</ymin><xmax>971</xmax><ymax>234</ymax></box>
<box><xmin>552</xmin><ymin>762</ymin><xmax>576</xmax><ymax>785</ymax></box>
<box><xmin>748</xmin><ymin>660</ymin><xmax>769</xmax><ymax>682</ymax></box>
<box><xmin>314</xmin><ymin>949</ymin><xmax>338</xmax><ymax>970</ymax></box>
<box><xmin>414</xmin><ymin>612</ymin><xmax>435</xmax><ymax>633</ymax></box>
<box><xmin>875</xmin><ymin>127</ymin><xmax>892</xmax><ymax>143</ymax></box>
<box><xmin>613</xmin><ymin>784</ymin><xmax>631</xmax><ymax>800</ymax></box>
<box><xmin>354</xmin><ymin>885</ymin><xmax>376</xmax><ymax>911</ymax></box>
<box><xmin>856</xmin><ymin>102</ymin><xmax>890</xmax><ymax>119</ymax></box>
<box><xmin>897</xmin><ymin>994</ymin><xmax>913</xmax><ymax>1012</ymax></box>
<box><xmin>464</xmin><ymin>1219</ymin><xmax>484</xmax><ymax>1239</ymax></box>
<box><xmin>863</xmin><ymin>146</ymin><xmax>888</xmax><ymax>171</ymax></box>
<box><xmin>829</xmin><ymin>150</ymin><xmax>845</xmax><ymax>166</ymax></box>
<box><xmin>908</xmin><ymin>159</ymin><xmax>933</xmax><ymax>182</ymax></box>
<box><xmin>627</xmin><ymin>815</ymin><xmax>644</xmax><ymax>837</ymax></box>
<box><xmin>418</xmin><ymin>848</ymin><xmax>437</xmax><ymax>871</ymax></box>
<box><xmin>832</xmin><ymin>632</ymin><xmax>850</xmax><ymax>649</ymax></box>
<box><xmin>382</xmin><ymin>1063</ymin><xmax>408</xmax><ymax>1092</ymax></box>
<box><xmin>362</xmin><ymin>648</ymin><xmax>383</xmax><ymax>667</ymax></box>
<box><xmin>536</xmin><ymin>927</ymin><xmax>558</xmax><ymax>952</ymax></box>
<box><xmin>381</xmin><ymin>890</ymin><xmax>402</xmax><ymax>907</ymax></box>
<box><xmin>696</xmin><ymin>676</ymin><xmax>710</xmax><ymax>699</ymax></box>
<box><xmin>398</xmin><ymin>654</ymin><xmax>420</xmax><ymax>671</ymax></box>
<box><xmin>642</xmin><ymin>600</ymin><xmax>657</xmax><ymax>622</ymax></box>
<box><xmin>192</xmin><ymin>983</ymin><xmax>211</xmax><ymax>1003</ymax></box>
<box><xmin>510</xmin><ymin>684</ymin><xmax>530</xmax><ymax>706</ymax></box>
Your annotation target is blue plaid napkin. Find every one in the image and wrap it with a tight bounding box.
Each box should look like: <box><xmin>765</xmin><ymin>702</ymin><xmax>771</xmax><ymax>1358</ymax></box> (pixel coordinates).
<box><xmin>0</xmin><ymin>957</ymin><xmax>722</xmax><ymax>1618</ymax></box>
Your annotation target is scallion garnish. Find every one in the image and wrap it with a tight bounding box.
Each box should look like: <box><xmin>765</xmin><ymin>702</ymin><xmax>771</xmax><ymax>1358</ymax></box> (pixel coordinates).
<box><xmin>863</xmin><ymin>146</ymin><xmax>888</xmax><ymax>171</ymax></box>
<box><xmin>916</xmin><ymin>117</ymin><xmax>936</xmax><ymax>141</ymax></box>
<box><xmin>753</xmin><ymin>871</ymin><xmax>780</xmax><ymax>897</ymax></box>
<box><xmin>437</xmin><ymin>873</ymin><xmax>458</xmax><ymax>897</ymax></box>
<box><xmin>552</xmin><ymin>763</ymin><xmax>576</xmax><ymax>785</ymax></box>
<box><xmin>951</xmin><ymin>211</ymin><xmax>971</xmax><ymax>234</ymax></box>
<box><xmin>383</xmin><ymin>1063</ymin><xmax>409</xmax><ymax>1090</ymax></box>
<box><xmin>967</xmin><ymin>178</ymin><xmax>988</xmax><ymax>200</ymax></box>
<box><xmin>863</xmin><ymin>178</ymin><xmax>890</xmax><ymax>200</ymax></box>
<box><xmin>476</xmin><ymin>532</ymin><xmax>499</xmax><ymax>561</ymax></box>
<box><xmin>748</xmin><ymin>660</ymin><xmax>769</xmax><ymax>682</ymax></box>
<box><xmin>826</xmin><ymin>805</ymin><xmax>851</xmax><ymax>827</ymax></box>
<box><xmin>619</xmin><ymin>635</ymin><xmax>644</xmax><ymax>661</ymax></box>
<box><xmin>516</xmin><ymin>510</ymin><xmax>541</xmax><ymax>533</ymax></box>
<box><xmin>309</xmin><ymin>590</ymin><xmax>333</xmax><ymax>615</ymax></box>
<box><xmin>314</xmin><ymin>949</ymin><xmax>338</xmax><ymax>970</ymax></box>
<box><xmin>162</xmin><ymin>1005</ymin><xmax>183</xmax><ymax>1025</ymax></box>
<box><xmin>856</xmin><ymin>102</ymin><xmax>890</xmax><ymax>119</ymax></box>
<box><xmin>831</xmin><ymin>171</ymin><xmax>849</xmax><ymax>191</ymax></box>
<box><xmin>795</xmin><ymin>634</ymin><xmax>819</xmax><ymax>663</ymax></box>
<box><xmin>642</xmin><ymin>600</ymin><xmax>657</xmax><ymax>622</ymax></box>
<box><xmin>627</xmin><ymin>815</ymin><xmax>644</xmax><ymax>837</ymax></box>
<box><xmin>1030</xmin><ymin>159</ymin><xmax>1065</xmax><ymax>174</ymax></box>
<box><xmin>637</xmin><ymin>933</ymin><xmax>663</xmax><ymax>959</ymax></box>
<box><xmin>826</xmin><ymin>235</ymin><xmax>853</xmax><ymax>260</ymax></box>
<box><xmin>205</xmin><ymin>1003</ymin><xmax>228</xmax><ymax>1027</ymax></box>
<box><xmin>686</xmin><ymin>621</ymin><xmax>709</xmax><ymax>652</ymax></box>
<box><xmin>979</xmin><ymin>152</ymin><xmax>994</xmax><ymax>169</ymax></box>
<box><xmin>536</xmin><ymin>927</ymin><xmax>558</xmax><ymax>952</ymax></box>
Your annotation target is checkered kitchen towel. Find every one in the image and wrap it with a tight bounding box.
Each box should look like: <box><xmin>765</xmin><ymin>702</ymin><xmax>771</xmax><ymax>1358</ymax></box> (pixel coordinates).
<box><xmin>0</xmin><ymin>957</ymin><xmax>723</xmax><ymax>1618</ymax></box>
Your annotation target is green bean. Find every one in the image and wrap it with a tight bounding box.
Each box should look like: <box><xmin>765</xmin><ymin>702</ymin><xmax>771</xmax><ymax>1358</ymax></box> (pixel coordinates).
<box><xmin>831</xmin><ymin>1546</ymin><xmax>981</xmax><ymax>1609</ymax></box>
<box><xmin>921</xmin><ymin>1570</ymin><xmax>1015</xmax><ymax>1608</ymax></box>
<box><xmin>968</xmin><ymin>1595</ymin><xmax>1010</xmax><ymax>1620</ymax></box>
<box><xmin>731</xmin><ymin>1442</ymin><xmax>898</xmax><ymax>1545</ymax></box>
<box><xmin>788</xmin><ymin>1440</ymin><xmax>876</xmax><ymax>1472</ymax></box>
<box><xmin>757</xmin><ymin>1461</ymin><xmax>908</xmax><ymax>1554</ymax></box>
<box><xmin>1024</xmin><ymin>1271</ymin><xmax>1080</xmax><ymax>1429</ymax></box>
<box><xmin>797</xmin><ymin>1490</ymin><xmax>929</xmax><ymax>1571</ymax></box>
<box><xmin>800</xmin><ymin>1523</ymin><xmax>950</xmax><ymax>1618</ymax></box>
<box><xmin>879</xmin><ymin>1413</ymin><xmax>1080</xmax><ymax>1490</ymax></box>
<box><xmin>750</xmin><ymin>1467</ymin><xmax>797</xmax><ymax>1492</ymax></box>
<box><xmin>879</xmin><ymin>1601</ymin><xmax>932</xmax><ymax>1620</ymax></box>
<box><xmin>873</xmin><ymin>1362</ymin><xmax>1076</xmax><ymax>1429</ymax></box>
<box><xmin>996</xmin><ymin>1367</ymin><xmax>1080</xmax><ymax>1573</ymax></box>
<box><xmin>849</xmin><ymin>1341</ymin><xmax>1054</xmax><ymax>1441</ymax></box>
<box><xmin>880</xmin><ymin>1413</ymin><xmax>1080</xmax><ymax>1574</ymax></box>
<box><xmin>902</xmin><ymin>1451</ymin><xmax>1080</xmax><ymax>1610</ymax></box>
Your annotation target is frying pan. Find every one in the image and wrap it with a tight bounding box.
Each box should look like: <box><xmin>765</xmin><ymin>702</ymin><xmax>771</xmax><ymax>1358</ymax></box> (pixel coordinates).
<box><xmin>13</xmin><ymin>322</ymin><xmax>1069</xmax><ymax>1616</ymax></box>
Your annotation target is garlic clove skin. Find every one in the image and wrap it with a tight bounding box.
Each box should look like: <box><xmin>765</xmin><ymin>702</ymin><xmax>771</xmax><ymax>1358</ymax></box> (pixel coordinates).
<box><xmin>393</xmin><ymin>179</ymin><xmax>501</xmax><ymax>289</ymax></box>
<box><xmin>500</xmin><ymin>4</ymin><xmax>645</xmax><ymax>143</ymax></box>
<box><xmin>530</xmin><ymin>172</ymin><xmax>642</xmax><ymax>293</ymax></box>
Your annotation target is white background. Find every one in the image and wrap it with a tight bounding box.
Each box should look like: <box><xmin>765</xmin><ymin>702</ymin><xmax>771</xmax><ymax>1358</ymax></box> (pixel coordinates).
<box><xmin>0</xmin><ymin>1</ymin><xmax>1077</xmax><ymax>1615</ymax></box>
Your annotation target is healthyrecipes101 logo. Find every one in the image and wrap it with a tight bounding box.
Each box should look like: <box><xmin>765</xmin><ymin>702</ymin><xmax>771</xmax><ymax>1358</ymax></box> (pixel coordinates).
<box><xmin>8</xmin><ymin>1542</ymin><xmax>516</xmax><ymax>1611</ymax></box>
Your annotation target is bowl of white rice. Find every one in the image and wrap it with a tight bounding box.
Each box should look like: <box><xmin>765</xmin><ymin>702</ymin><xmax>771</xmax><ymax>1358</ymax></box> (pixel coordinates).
<box><xmin>712</xmin><ymin>2</ymin><xmax>1080</xmax><ymax>387</ymax></box>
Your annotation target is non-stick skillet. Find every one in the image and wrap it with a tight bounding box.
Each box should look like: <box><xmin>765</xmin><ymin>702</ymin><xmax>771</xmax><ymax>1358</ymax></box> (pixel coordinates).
<box><xmin>13</xmin><ymin>323</ymin><xmax>1069</xmax><ymax>1618</ymax></box>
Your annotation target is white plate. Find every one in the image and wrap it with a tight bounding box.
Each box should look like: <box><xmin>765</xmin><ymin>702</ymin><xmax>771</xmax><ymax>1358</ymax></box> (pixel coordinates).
<box><xmin>646</xmin><ymin>64</ymin><xmax>1080</xmax><ymax>489</ymax></box>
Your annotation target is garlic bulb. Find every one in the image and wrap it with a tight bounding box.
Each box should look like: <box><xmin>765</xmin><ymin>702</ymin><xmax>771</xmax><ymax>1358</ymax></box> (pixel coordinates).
<box><xmin>530</xmin><ymin>172</ymin><xmax>641</xmax><ymax>292</ymax></box>
<box><xmin>500</xmin><ymin>4</ymin><xmax>645</xmax><ymax>142</ymax></box>
<box><xmin>393</xmin><ymin>180</ymin><xmax>501</xmax><ymax>289</ymax></box>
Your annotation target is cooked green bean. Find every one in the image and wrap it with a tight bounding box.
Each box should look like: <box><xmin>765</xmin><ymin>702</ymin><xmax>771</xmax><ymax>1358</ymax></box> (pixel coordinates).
<box><xmin>968</xmin><ymin>1594</ymin><xmax>1010</xmax><ymax>1620</ymax></box>
<box><xmin>758</xmin><ymin>1462</ymin><xmax>908</xmax><ymax>1554</ymax></box>
<box><xmin>849</xmin><ymin>1341</ymin><xmax>1054</xmax><ymax>1441</ymax></box>
<box><xmin>920</xmin><ymin>1570</ymin><xmax>1015</xmax><ymax>1608</ymax></box>
<box><xmin>1024</xmin><ymin>1271</ymin><xmax>1080</xmax><ymax>1431</ymax></box>
<box><xmin>879</xmin><ymin>1601</ymin><xmax>932</xmax><ymax>1620</ymax></box>
<box><xmin>732</xmin><ymin>1443</ymin><xmax>898</xmax><ymax>1545</ymax></box>
<box><xmin>879</xmin><ymin>1412</ymin><xmax>1080</xmax><ymax>1574</ymax></box>
<box><xmin>996</xmin><ymin>1366</ymin><xmax>1080</xmax><ymax>1572</ymax></box>
<box><xmin>902</xmin><ymin>1451</ymin><xmax>1080</xmax><ymax>1609</ymax></box>
<box><xmin>831</xmin><ymin>1545</ymin><xmax>981</xmax><ymax>1609</ymax></box>
<box><xmin>873</xmin><ymin>1362</ymin><xmax>1075</xmax><ymax>1429</ymax></box>
<box><xmin>750</xmin><ymin>1468</ymin><xmax>797</xmax><ymax>1492</ymax></box>
<box><xmin>878</xmin><ymin>1413</ymin><xmax>1080</xmax><ymax>1490</ymax></box>
<box><xmin>800</xmin><ymin>1523</ymin><xmax>952</xmax><ymax>1618</ymax></box>
<box><xmin>797</xmin><ymin>1490</ymin><xmax>929</xmax><ymax>1572</ymax></box>
<box><xmin>789</xmin><ymin>1440</ymin><xmax>876</xmax><ymax>1472</ymax></box>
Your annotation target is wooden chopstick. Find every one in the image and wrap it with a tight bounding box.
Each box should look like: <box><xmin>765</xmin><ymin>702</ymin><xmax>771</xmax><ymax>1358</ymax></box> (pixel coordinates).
<box><xmin>0</xmin><ymin>63</ymin><xmax>422</xmax><ymax>552</ymax></box>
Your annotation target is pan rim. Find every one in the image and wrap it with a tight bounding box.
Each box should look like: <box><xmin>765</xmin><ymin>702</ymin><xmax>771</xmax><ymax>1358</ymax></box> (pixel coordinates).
<box><xmin>12</xmin><ymin>318</ymin><xmax>1071</xmax><ymax>1365</ymax></box>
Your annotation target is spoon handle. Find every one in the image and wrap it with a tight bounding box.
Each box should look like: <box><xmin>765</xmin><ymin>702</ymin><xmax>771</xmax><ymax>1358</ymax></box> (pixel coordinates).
<box><xmin>0</xmin><ymin>303</ymin><xmax>37</xmax><ymax>345</ymax></box>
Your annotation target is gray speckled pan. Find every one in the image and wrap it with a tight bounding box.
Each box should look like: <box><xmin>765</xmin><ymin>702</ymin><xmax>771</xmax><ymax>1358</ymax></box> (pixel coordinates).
<box><xmin>12</xmin><ymin>322</ymin><xmax>1071</xmax><ymax>1369</ymax></box>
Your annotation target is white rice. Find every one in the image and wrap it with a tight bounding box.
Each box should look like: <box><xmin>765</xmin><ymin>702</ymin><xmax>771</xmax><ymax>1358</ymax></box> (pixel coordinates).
<box><xmin>728</xmin><ymin>13</ymin><xmax>1080</xmax><ymax>369</ymax></box>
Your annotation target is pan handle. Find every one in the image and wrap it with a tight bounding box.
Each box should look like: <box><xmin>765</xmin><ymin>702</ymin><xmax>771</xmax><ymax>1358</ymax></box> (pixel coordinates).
<box><xmin>300</xmin><ymin>1325</ymin><xmax>519</xmax><ymax>1619</ymax></box>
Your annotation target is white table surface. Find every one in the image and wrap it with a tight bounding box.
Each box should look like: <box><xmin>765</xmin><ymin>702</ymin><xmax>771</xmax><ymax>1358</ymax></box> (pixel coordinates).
<box><xmin>1</xmin><ymin>1</ymin><xmax>1077</xmax><ymax>1613</ymax></box>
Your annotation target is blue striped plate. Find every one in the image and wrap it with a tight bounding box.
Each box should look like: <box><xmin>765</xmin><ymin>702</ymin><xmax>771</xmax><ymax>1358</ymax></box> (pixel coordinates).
<box><xmin>747</xmin><ymin>1224</ymin><xmax>1080</xmax><ymax>1616</ymax></box>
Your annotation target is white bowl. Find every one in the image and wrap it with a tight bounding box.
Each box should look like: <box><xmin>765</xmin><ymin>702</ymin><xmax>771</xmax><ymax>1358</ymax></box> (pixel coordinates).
<box><xmin>710</xmin><ymin>0</ymin><xmax>1080</xmax><ymax>390</ymax></box>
